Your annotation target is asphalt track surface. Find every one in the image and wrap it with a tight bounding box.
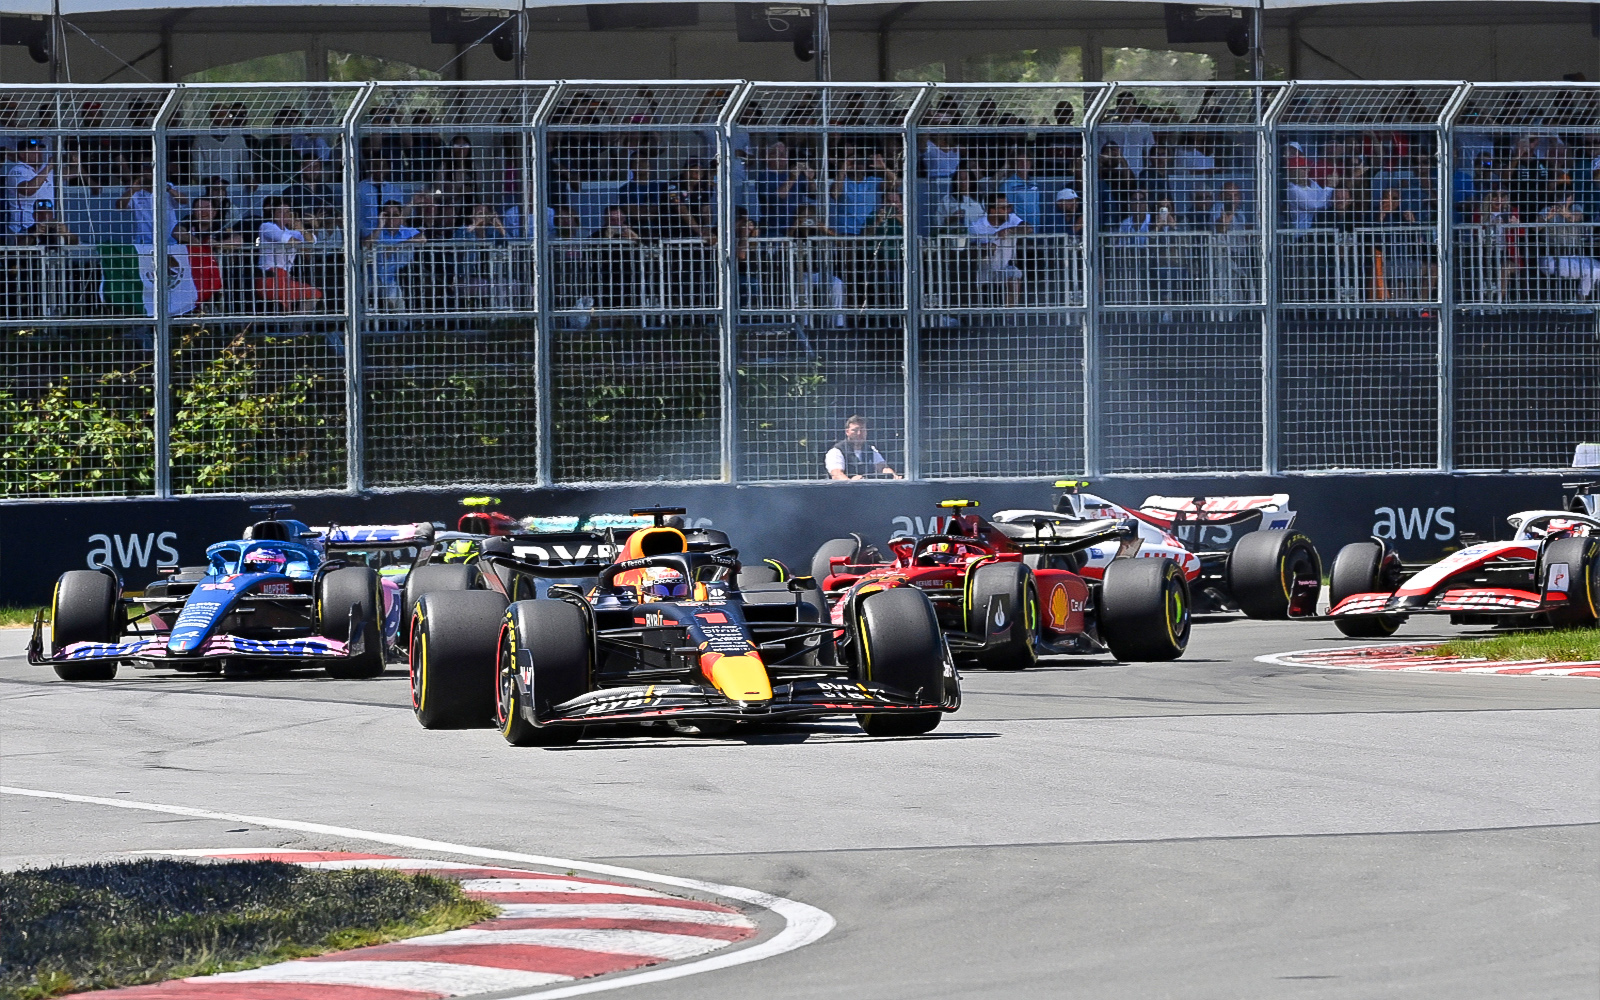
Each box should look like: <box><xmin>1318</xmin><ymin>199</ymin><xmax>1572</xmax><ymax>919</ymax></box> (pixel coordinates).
<box><xmin>4</xmin><ymin>615</ymin><xmax>1598</xmax><ymax>1000</ymax></box>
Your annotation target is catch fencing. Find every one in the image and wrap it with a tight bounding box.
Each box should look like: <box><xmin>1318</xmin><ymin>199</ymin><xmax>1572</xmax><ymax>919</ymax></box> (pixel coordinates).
<box><xmin>2</xmin><ymin>80</ymin><xmax>1596</xmax><ymax>498</ymax></box>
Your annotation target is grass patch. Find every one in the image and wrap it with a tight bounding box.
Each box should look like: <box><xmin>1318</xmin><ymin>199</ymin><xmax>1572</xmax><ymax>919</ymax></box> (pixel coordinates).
<box><xmin>1427</xmin><ymin>628</ymin><xmax>1600</xmax><ymax>663</ymax></box>
<box><xmin>0</xmin><ymin>858</ymin><xmax>497</xmax><ymax>1000</ymax></box>
<box><xmin>0</xmin><ymin>607</ymin><xmax>44</xmax><ymax>629</ymax></box>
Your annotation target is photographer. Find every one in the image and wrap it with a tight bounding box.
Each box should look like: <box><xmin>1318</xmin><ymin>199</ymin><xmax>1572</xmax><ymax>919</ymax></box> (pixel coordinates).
<box><xmin>825</xmin><ymin>415</ymin><xmax>901</xmax><ymax>481</ymax></box>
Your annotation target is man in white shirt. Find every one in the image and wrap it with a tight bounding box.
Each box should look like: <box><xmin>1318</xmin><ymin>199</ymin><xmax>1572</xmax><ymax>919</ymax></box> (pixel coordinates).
<box><xmin>1100</xmin><ymin>93</ymin><xmax>1155</xmax><ymax>178</ymax></box>
<box><xmin>5</xmin><ymin>139</ymin><xmax>55</xmax><ymax>237</ymax></box>
<box><xmin>969</xmin><ymin>193</ymin><xmax>1030</xmax><ymax>304</ymax></box>
<box><xmin>256</xmin><ymin>196</ymin><xmax>323</xmax><ymax>310</ymax></box>
<box><xmin>1286</xmin><ymin>166</ymin><xmax>1337</xmax><ymax>230</ymax></box>
<box><xmin>190</xmin><ymin>103</ymin><xmax>253</xmax><ymax>185</ymax></box>
<box><xmin>826</xmin><ymin>415</ymin><xmax>900</xmax><ymax>480</ymax></box>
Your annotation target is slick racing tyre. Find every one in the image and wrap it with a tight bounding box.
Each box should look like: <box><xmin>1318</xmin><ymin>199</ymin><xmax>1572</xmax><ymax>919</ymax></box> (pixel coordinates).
<box><xmin>410</xmin><ymin>590</ymin><xmax>507</xmax><ymax>729</ymax></box>
<box><xmin>966</xmin><ymin>561</ymin><xmax>1038</xmax><ymax>670</ymax></box>
<box><xmin>852</xmin><ymin>587</ymin><xmax>944</xmax><ymax>737</ymax></box>
<box><xmin>1540</xmin><ymin>536</ymin><xmax>1600</xmax><ymax>628</ymax></box>
<box><xmin>317</xmin><ymin>566</ymin><xmax>386</xmax><ymax>679</ymax></box>
<box><xmin>1227</xmin><ymin>530</ymin><xmax>1323</xmax><ymax>620</ymax></box>
<box><xmin>50</xmin><ymin>570</ymin><xmax>120</xmax><ymax>681</ymax></box>
<box><xmin>1099</xmin><ymin>558</ymin><xmax>1190</xmax><ymax>661</ymax></box>
<box><xmin>400</xmin><ymin>564</ymin><xmax>478</xmax><ymax>646</ymax></box>
<box><xmin>1329</xmin><ymin>542</ymin><xmax>1405</xmax><ymax>638</ymax></box>
<box><xmin>811</xmin><ymin>538</ymin><xmax>860</xmax><ymax>589</ymax></box>
<box><xmin>498</xmin><ymin>600</ymin><xmax>589</xmax><ymax>746</ymax></box>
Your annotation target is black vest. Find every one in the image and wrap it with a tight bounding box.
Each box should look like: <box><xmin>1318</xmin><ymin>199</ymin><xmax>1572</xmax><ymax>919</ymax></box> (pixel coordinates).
<box><xmin>833</xmin><ymin>439</ymin><xmax>877</xmax><ymax>477</ymax></box>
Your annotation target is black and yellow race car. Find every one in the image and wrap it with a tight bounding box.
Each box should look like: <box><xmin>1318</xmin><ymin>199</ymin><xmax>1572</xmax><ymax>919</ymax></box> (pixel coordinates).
<box><xmin>408</xmin><ymin>507</ymin><xmax>961</xmax><ymax>745</ymax></box>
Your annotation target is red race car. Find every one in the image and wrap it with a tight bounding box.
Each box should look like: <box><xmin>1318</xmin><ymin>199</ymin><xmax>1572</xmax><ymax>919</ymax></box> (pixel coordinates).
<box><xmin>813</xmin><ymin>500</ymin><xmax>1191</xmax><ymax>666</ymax></box>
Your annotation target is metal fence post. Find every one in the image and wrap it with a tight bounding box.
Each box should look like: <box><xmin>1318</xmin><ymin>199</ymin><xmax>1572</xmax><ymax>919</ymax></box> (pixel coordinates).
<box><xmin>342</xmin><ymin>83</ymin><xmax>376</xmax><ymax>494</ymax></box>
<box><xmin>718</xmin><ymin>85</ymin><xmax>748</xmax><ymax>483</ymax></box>
<box><xmin>902</xmin><ymin>86</ymin><xmax>933</xmax><ymax>481</ymax></box>
<box><xmin>1080</xmin><ymin>85</ymin><xmax>1115</xmax><ymax>478</ymax></box>
<box><xmin>1437</xmin><ymin>83</ymin><xmax>1471</xmax><ymax>475</ymax></box>
<box><xmin>1261</xmin><ymin>84</ymin><xmax>1293</xmax><ymax>475</ymax></box>
<box><xmin>151</xmin><ymin>88</ymin><xmax>180</xmax><ymax>499</ymax></box>
<box><xmin>533</xmin><ymin>83</ymin><xmax>563</xmax><ymax>487</ymax></box>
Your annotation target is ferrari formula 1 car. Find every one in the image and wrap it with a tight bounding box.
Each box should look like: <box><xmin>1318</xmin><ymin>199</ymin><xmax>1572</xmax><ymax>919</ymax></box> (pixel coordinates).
<box><xmin>812</xmin><ymin>498</ymin><xmax>1191</xmax><ymax>665</ymax></box>
<box><xmin>409</xmin><ymin>507</ymin><xmax>959</xmax><ymax>744</ymax></box>
<box><xmin>982</xmin><ymin>481</ymin><xmax>1323</xmax><ymax>620</ymax></box>
<box><xmin>1327</xmin><ymin>482</ymin><xmax>1600</xmax><ymax>637</ymax></box>
<box><xmin>28</xmin><ymin>505</ymin><xmax>423</xmax><ymax>680</ymax></box>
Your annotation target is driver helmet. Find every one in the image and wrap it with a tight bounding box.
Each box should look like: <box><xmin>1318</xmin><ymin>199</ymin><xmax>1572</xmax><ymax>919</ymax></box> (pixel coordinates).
<box><xmin>243</xmin><ymin>547</ymin><xmax>288</xmax><ymax>574</ymax></box>
<box><xmin>923</xmin><ymin>541</ymin><xmax>958</xmax><ymax>564</ymax></box>
<box><xmin>635</xmin><ymin>566</ymin><xmax>688</xmax><ymax>601</ymax></box>
<box><xmin>442</xmin><ymin>539</ymin><xmax>479</xmax><ymax>563</ymax></box>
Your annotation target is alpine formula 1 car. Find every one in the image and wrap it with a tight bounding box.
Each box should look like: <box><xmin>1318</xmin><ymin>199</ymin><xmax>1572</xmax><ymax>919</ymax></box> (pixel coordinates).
<box><xmin>812</xmin><ymin>498</ymin><xmax>1191</xmax><ymax>666</ymax></box>
<box><xmin>28</xmin><ymin>505</ymin><xmax>426</xmax><ymax>680</ymax></box>
<box><xmin>1326</xmin><ymin>482</ymin><xmax>1600</xmax><ymax>637</ymax></box>
<box><xmin>983</xmin><ymin>481</ymin><xmax>1323</xmax><ymax>620</ymax></box>
<box><xmin>408</xmin><ymin>507</ymin><xmax>959</xmax><ymax>744</ymax></box>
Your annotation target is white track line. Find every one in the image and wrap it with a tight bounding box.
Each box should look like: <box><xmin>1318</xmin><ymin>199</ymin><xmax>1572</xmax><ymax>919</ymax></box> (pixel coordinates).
<box><xmin>406</xmin><ymin>927</ymin><xmax>732</xmax><ymax>960</ymax></box>
<box><xmin>458</xmin><ymin>878</ymin><xmax>673</xmax><ymax>897</ymax></box>
<box><xmin>0</xmin><ymin>785</ymin><xmax>835</xmax><ymax>999</ymax></box>
<box><xmin>492</xmin><ymin>903</ymin><xmax>755</xmax><ymax>926</ymax></box>
<box><xmin>1256</xmin><ymin>644</ymin><xmax>1600</xmax><ymax>676</ymax></box>
<box><xmin>209</xmin><ymin>960</ymin><xmax>573</xmax><ymax>992</ymax></box>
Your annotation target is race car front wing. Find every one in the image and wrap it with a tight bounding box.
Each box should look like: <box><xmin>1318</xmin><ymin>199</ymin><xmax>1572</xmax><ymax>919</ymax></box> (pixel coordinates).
<box><xmin>521</xmin><ymin>664</ymin><xmax>959</xmax><ymax>727</ymax></box>
<box><xmin>27</xmin><ymin>606</ymin><xmax>371</xmax><ymax>668</ymax></box>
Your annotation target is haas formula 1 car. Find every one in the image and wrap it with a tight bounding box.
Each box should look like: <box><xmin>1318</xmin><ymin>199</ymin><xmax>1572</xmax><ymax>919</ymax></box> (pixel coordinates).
<box><xmin>985</xmin><ymin>481</ymin><xmax>1323</xmax><ymax>620</ymax></box>
<box><xmin>409</xmin><ymin>507</ymin><xmax>959</xmax><ymax>744</ymax></box>
<box><xmin>1327</xmin><ymin>482</ymin><xmax>1600</xmax><ymax>637</ymax></box>
<box><xmin>28</xmin><ymin>505</ymin><xmax>426</xmax><ymax>680</ymax></box>
<box><xmin>812</xmin><ymin>499</ymin><xmax>1191</xmax><ymax>666</ymax></box>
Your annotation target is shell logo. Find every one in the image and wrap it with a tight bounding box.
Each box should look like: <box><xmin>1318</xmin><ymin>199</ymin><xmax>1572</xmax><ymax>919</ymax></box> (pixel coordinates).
<box><xmin>1050</xmin><ymin>583</ymin><xmax>1070</xmax><ymax>624</ymax></box>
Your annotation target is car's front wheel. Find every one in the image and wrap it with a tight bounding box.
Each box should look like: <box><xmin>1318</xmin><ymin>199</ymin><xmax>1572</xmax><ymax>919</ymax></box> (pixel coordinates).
<box><xmin>1329</xmin><ymin>542</ymin><xmax>1405</xmax><ymax>638</ymax></box>
<box><xmin>852</xmin><ymin>587</ymin><xmax>944</xmax><ymax>736</ymax></box>
<box><xmin>50</xmin><ymin>570</ymin><xmax>121</xmax><ymax>681</ymax></box>
<box><xmin>498</xmin><ymin>600</ymin><xmax>589</xmax><ymax>746</ymax></box>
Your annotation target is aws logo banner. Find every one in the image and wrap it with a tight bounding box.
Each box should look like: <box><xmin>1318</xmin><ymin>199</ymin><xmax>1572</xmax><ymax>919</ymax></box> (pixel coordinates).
<box><xmin>1372</xmin><ymin>506</ymin><xmax>1456</xmax><ymax>542</ymax></box>
<box><xmin>87</xmin><ymin>532</ymin><xmax>181</xmax><ymax>570</ymax></box>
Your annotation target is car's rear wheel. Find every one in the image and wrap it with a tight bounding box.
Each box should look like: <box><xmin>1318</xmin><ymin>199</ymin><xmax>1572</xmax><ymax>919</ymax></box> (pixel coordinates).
<box><xmin>1099</xmin><ymin>558</ymin><xmax>1190</xmax><ymax>661</ymax></box>
<box><xmin>1540</xmin><ymin>536</ymin><xmax>1600</xmax><ymax>628</ymax></box>
<box><xmin>852</xmin><ymin>587</ymin><xmax>943</xmax><ymax>736</ymax></box>
<box><xmin>1228</xmin><ymin>530</ymin><xmax>1322</xmax><ymax>619</ymax></box>
<box><xmin>498</xmin><ymin>600</ymin><xmax>589</xmax><ymax>746</ymax></box>
<box><xmin>400</xmin><ymin>564</ymin><xmax>477</xmax><ymax>647</ymax></box>
<box><xmin>410</xmin><ymin>590</ymin><xmax>507</xmax><ymax>729</ymax></box>
<box><xmin>51</xmin><ymin>570</ymin><xmax>120</xmax><ymax>681</ymax></box>
<box><xmin>811</xmin><ymin>537</ymin><xmax>860</xmax><ymax>589</ymax></box>
<box><xmin>1329</xmin><ymin>542</ymin><xmax>1404</xmax><ymax>638</ymax></box>
<box><xmin>318</xmin><ymin>566</ymin><xmax>386</xmax><ymax>679</ymax></box>
<box><xmin>967</xmin><ymin>561</ymin><xmax>1038</xmax><ymax>670</ymax></box>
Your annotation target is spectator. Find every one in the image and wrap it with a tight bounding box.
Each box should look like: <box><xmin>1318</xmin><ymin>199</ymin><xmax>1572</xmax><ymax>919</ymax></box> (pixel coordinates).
<box><xmin>788</xmin><ymin>208</ymin><xmax>845</xmax><ymax>323</ymax></box>
<box><xmin>1212</xmin><ymin>181</ymin><xmax>1245</xmax><ymax>233</ymax></box>
<box><xmin>284</xmin><ymin>156</ymin><xmax>338</xmax><ymax>217</ymax></box>
<box><xmin>1101</xmin><ymin>93</ymin><xmax>1155</xmax><ymax>178</ymax></box>
<box><xmin>969</xmin><ymin>193</ymin><xmax>1030</xmax><ymax>305</ymax></box>
<box><xmin>1373</xmin><ymin>186</ymin><xmax>1422</xmax><ymax>299</ymax></box>
<box><xmin>660</xmin><ymin>162</ymin><xmax>714</xmax><ymax>242</ymax></box>
<box><xmin>596</xmin><ymin>205</ymin><xmax>641</xmax><ymax>241</ymax></box>
<box><xmin>23</xmin><ymin>199</ymin><xmax>77</xmax><ymax>246</ymax></box>
<box><xmin>863</xmin><ymin>191</ymin><xmax>905</xmax><ymax>307</ymax></box>
<box><xmin>831</xmin><ymin>151</ymin><xmax>896</xmax><ymax>237</ymax></box>
<box><xmin>751</xmin><ymin>142</ymin><xmax>812</xmax><ymax>240</ymax></box>
<box><xmin>365</xmin><ymin>200</ymin><xmax>425</xmax><ymax>310</ymax></box>
<box><xmin>5</xmin><ymin>138</ymin><xmax>55</xmax><ymax>241</ymax></box>
<box><xmin>1001</xmin><ymin>153</ymin><xmax>1044</xmax><ymax>229</ymax></box>
<box><xmin>618</xmin><ymin>154</ymin><xmax>668</xmax><ymax>238</ymax></box>
<box><xmin>257</xmin><ymin>195</ymin><xmax>322</xmax><ymax>310</ymax></box>
<box><xmin>1097</xmin><ymin>140</ymin><xmax>1135</xmax><ymax>224</ymax></box>
<box><xmin>1119</xmin><ymin>189</ymin><xmax>1154</xmax><ymax>241</ymax></box>
<box><xmin>457</xmin><ymin>203</ymin><xmax>508</xmax><ymax>242</ymax></box>
<box><xmin>190</xmin><ymin>103</ymin><xmax>253</xmax><ymax>186</ymax></box>
<box><xmin>1286</xmin><ymin>165</ymin><xmax>1338</xmax><ymax>230</ymax></box>
<box><xmin>1047</xmin><ymin>187</ymin><xmax>1081</xmax><ymax>236</ymax></box>
<box><xmin>116</xmin><ymin>163</ymin><xmax>186</xmax><ymax>247</ymax></box>
<box><xmin>1539</xmin><ymin>178</ymin><xmax>1586</xmax><ymax>256</ymax></box>
<box><xmin>826</xmin><ymin>415</ymin><xmax>900</xmax><ymax>480</ymax></box>
<box><xmin>176</xmin><ymin>195</ymin><xmax>223</xmax><ymax>306</ymax></box>
<box><xmin>938</xmin><ymin>169</ymin><xmax>986</xmax><ymax>234</ymax></box>
<box><xmin>356</xmin><ymin>157</ymin><xmax>403</xmax><ymax>240</ymax></box>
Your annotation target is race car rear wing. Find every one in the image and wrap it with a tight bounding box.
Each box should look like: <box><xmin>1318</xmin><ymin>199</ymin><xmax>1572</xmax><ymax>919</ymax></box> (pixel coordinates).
<box><xmin>1137</xmin><ymin>495</ymin><xmax>1296</xmax><ymax>531</ymax></box>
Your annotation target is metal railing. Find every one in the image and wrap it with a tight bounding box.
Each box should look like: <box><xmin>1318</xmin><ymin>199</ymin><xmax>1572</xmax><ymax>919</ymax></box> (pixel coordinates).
<box><xmin>3</xmin><ymin>80</ymin><xmax>1597</xmax><ymax>497</ymax></box>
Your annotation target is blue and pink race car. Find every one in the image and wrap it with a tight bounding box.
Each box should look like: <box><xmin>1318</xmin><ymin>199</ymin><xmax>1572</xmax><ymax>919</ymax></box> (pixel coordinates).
<box><xmin>28</xmin><ymin>505</ymin><xmax>431</xmax><ymax>680</ymax></box>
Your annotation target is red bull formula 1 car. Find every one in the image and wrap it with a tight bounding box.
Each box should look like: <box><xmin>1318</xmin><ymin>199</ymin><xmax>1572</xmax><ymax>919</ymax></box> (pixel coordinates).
<box><xmin>1327</xmin><ymin>482</ymin><xmax>1600</xmax><ymax>637</ymax></box>
<box><xmin>27</xmin><ymin>505</ymin><xmax>426</xmax><ymax>680</ymax></box>
<box><xmin>409</xmin><ymin>507</ymin><xmax>958</xmax><ymax>744</ymax></box>
<box><xmin>813</xmin><ymin>498</ymin><xmax>1191</xmax><ymax>666</ymax></box>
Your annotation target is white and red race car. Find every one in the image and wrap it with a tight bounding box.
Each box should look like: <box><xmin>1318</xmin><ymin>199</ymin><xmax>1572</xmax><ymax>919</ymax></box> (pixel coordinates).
<box><xmin>990</xmin><ymin>482</ymin><xmax>1323</xmax><ymax>619</ymax></box>
<box><xmin>1327</xmin><ymin>483</ymin><xmax>1600</xmax><ymax>638</ymax></box>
